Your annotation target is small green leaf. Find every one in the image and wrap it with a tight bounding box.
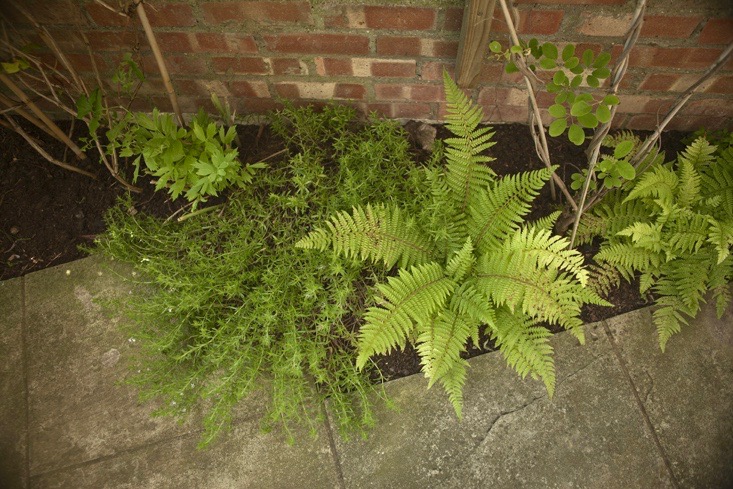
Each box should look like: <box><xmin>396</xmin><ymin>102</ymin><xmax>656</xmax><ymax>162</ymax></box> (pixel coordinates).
<box><xmin>614</xmin><ymin>140</ymin><xmax>635</xmax><ymax>159</ymax></box>
<box><xmin>549</xmin><ymin>118</ymin><xmax>567</xmax><ymax>137</ymax></box>
<box><xmin>489</xmin><ymin>41</ymin><xmax>502</xmax><ymax>53</ymax></box>
<box><xmin>582</xmin><ymin>49</ymin><xmax>594</xmax><ymax>67</ymax></box>
<box><xmin>510</xmin><ymin>45</ymin><xmax>523</xmax><ymax>54</ymax></box>
<box><xmin>539</xmin><ymin>58</ymin><xmax>557</xmax><ymax>70</ymax></box>
<box><xmin>193</xmin><ymin>123</ymin><xmax>206</xmax><ymax>142</ymax></box>
<box><xmin>570</xmin><ymin>100</ymin><xmax>592</xmax><ymax>117</ymax></box>
<box><xmin>578</xmin><ymin>112</ymin><xmax>599</xmax><ymax>128</ymax></box>
<box><xmin>553</xmin><ymin>70</ymin><xmax>567</xmax><ymax>85</ymax></box>
<box><xmin>505</xmin><ymin>62</ymin><xmax>519</xmax><ymax>74</ymax></box>
<box><xmin>602</xmin><ymin>94</ymin><xmax>620</xmax><ymax>106</ymax></box>
<box><xmin>570</xmin><ymin>74</ymin><xmax>583</xmax><ymax>89</ymax></box>
<box><xmin>586</xmin><ymin>75</ymin><xmax>600</xmax><ymax>88</ymax></box>
<box><xmin>565</xmin><ymin>57</ymin><xmax>579</xmax><ymax>70</ymax></box>
<box><xmin>592</xmin><ymin>67</ymin><xmax>611</xmax><ymax>79</ymax></box>
<box><xmin>546</xmin><ymin>81</ymin><xmax>561</xmax><ymax>93</ymax></box>
<box><xmin>616</xmin><ymin>160</ymin><xmax>636</xmax><ymax>180</ymax></box>
<box><xmin>568</xmin><ymin>124</ymin><xmax>585</xmax><ymax>145</ymax></box>
<box><xmin>562</xmin><ymin>44</ymin><xmax>575</xmax><ymax>62</ymax></box>
<box><xmin>596</xmin><ymin>104</ymin><xmax>612</xmax><ymax>123</ymax></box>
<box><xmin>593</xmin><ymin>52</ymin><xmax>612</xmax><ymax>69</ymax></box>
<box><xmin>555</xmin><ymin>92</ymin><xmax>569</xmax><ymax>104</ymax></box>
<box><xmin>549</xmin><ymin>103</ymin><xmax>567</xmax><ymax>118</ymax></box>
<box><xmin>542</xmin><ymin>42</ymin><xmax>558</xmax><ymax>60</ymax></box>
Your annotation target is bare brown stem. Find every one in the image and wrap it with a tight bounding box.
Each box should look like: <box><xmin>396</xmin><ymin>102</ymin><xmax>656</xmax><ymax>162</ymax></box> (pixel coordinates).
<box><xmin>135</xmin><ymin>0</ymin><xmax>185</xmax><ymax>126</ymax></box>
<box><xmin>0</xmin><ymin>93</ymin><xmax>60</xmax><ymax>140</ymax></box>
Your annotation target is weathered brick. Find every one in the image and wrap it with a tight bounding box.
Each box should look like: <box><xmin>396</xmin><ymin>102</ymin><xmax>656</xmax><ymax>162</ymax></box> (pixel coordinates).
<box><xmin>323</xmin><ymin>6</ymin><xmax>365</xmax><ymax>28</ymax></box>
<box><xmin>194</xmin><ymin>33</ymin><xmax>258</xmax><ymax>53</ymax></box>
<box><xmin>270</xmin><ymin>58</ymin><xmax>307</xmax><ymax>75</ymax></box>
<box><xmin>274</xmin><ymin>83</ymin><xmax>300</xmax><ymax>99</ymax></box>
<box><xmin>371</xmin><ymin>61</ymin><xmax>416</xmax><ymax>78</ymax></box>
<box><xmin>421</xmin><ymin>62</ymin><xmax>455</xmax><ymax>81</ymax></box>
<box><xmin>141</xmin><ymin>54</ymin><xmax>208</xmax><ymax>76</ymax></box>
<box><xmin>622</xmin><ymin>45</ymin><xmax>728</xmax><ymax>69</ymax></box>
<box><xmin>443</xmin><ymin>8</ymin><xmax>464</xmax><ymax>31</ymax></box>
<box><xmin>212</xmin><ymin>57</ymin><xmax>269</xmax><ymax>75</ymax></box>
<box><xmin>156</xmin><ymin>32</ymin><xmax>193</xmax><ymax>53</ymax></box>
<box><xmin>376</xmin><ymin>36</ymin><xmax>422</xmax><ymax>57</ymax></box>
<box><xmin>203</xmin><ymin>1</ymin><xmax>311</xmax><ymax>24</ymax></box>
<box><xmin>264</xmin><ymin>34</ymin><xmax>369</xmax><ymax>55</ymax></box>
<box><xmin>1</xmin><ymin>0</ymin><xmax>85</xmax><ymax>26</ymax></box>
<box><xmin>639</xmin><ymin>73</ymin><xmax>679</xmax><ymax>91</ymax></box>
<box><xmin>83</xmin><ymin>31</ymin><xmax>140</xmax><ymax>51</ymax></box>
<box><xmin>493</xmin><ymin>9</ymin><xmax>564</xmax><ymax>35</ymax></box>
<box><xmin>86</xmin><ymin>3</ymin><xmax>132</xmax><ymax>27</ymax></box>
<box><xmin>63</xmin><ymin>53</ymin><xmax>108</xmax><ymax>74</ymax></box>
<box><xmin>641</xmin><ymin>16</ymin><xmax>701</xmax><ymax>39</ymax></box>
<box><xmin>144</xmin><ymin>3</ymin><xmax>196</xmax><ymax>27</ymax></box>
<box><xmin>363</xmin><ymin>6</ymin><xmax>436</xmax><ymax>30</ymax></box>
<box><xmin>229</xmin><ymin>80</ymin><xmax>270</xmax><ymax>98</ymax></box>
<box><xmin>578</xmin><ymin>12</ymin><xmax>633</xmax><ymax>37</ymax></box>
<box><xmin>392</xmin><ymin>102</ymin><xmax>433</xmax><ymax>119</ymax></box>
<box><xmin>314</xmin><ymin>57</ymin><xmax>352</xmax><ymax>76</ymax></box>
<box><xmin>706</xmin><ymin>76</ymin><xmax>733</xmax><ymax>94</ymax></box>
<box><xmin>681</xmin><ymin>98</ymin><xmax>733</xmax><ymax>117</ymax></box>
<box><xmin>699</xmin><ymin>19</ymin><xmax>733</xmax><ymax>45</ymax></box>
<box><xmin>515</xmin><ymin>0</ymin><xmax>625</xmax><ymax>4</ymax></box>
<box><xmin>334</xmin><ymin>83</ymin><xmax>366</xmax><ymax>100</ymax></box>
<box><xmin>375</xmin><ymin>83</ymin><xmax>443</xmax><ymax>101</ymax></box>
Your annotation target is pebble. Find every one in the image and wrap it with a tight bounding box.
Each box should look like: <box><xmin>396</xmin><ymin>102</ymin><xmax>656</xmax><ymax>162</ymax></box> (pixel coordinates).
<box><xmin>10</xmin><ymin>226</ymin><xmax>19</xmax><ymax>235</ymax></box>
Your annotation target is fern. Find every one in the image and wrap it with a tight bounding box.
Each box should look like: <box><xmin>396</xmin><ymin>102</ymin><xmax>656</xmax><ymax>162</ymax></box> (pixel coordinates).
<box><xmin>586</xmin><ymin>136</ymin><xmax>733</xmax><ymax>349</ymax></box>
<box><xmin>300</xmin><ymin>73</ymin><xmax>603</xmax><ymax>416</ymax></box>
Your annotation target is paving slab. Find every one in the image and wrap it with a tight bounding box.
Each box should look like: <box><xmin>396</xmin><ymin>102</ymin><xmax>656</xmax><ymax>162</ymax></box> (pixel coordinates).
<box><xmin>606</xmin><ymin>305</ymin><xmax>733</xmax><ymax>489</ymax></box>
<box><xmin>23</xmin><ymin>256</ymin><xmax>202</xmax><ymax>477</ymax></box>
<box><xmin>0</xmin><ymin>277</ymin><xmax>28</xmax><ymax>488</ymax></box>
<box><xmin>330</xmin><ymin>322</ymin><xmax>673</xmax><ymax>488</ymax></box>
<box><xmin>30</xmin><ymin>414</ymin><xmax>340</xmax><ymax>489</ymax></box>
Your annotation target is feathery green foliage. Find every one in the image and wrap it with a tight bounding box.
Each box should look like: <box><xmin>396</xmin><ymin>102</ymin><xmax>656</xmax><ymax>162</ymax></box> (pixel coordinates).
<box><xmin>581</xmin><ymin>136</ymin><xmax>733</xmax><ymax>351</ymax></box>
<box><xmin>94</xmin><ymin>105</ymin><xmax>429</xmax><ymax>446</ymax></box>
<box><xmin>297</xmin><ymin>71</ymin><xmax>606</xmax><ymax>415</ymax></box>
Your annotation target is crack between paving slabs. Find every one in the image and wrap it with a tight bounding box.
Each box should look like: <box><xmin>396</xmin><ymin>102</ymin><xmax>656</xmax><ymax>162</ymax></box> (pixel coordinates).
<box><xmin>320</xmin><ymin>402</ymin><xmax>347</xmax><ymax>489</ymax></box>
<box><xmin>601</xmin><ymin>320</ymin><xmax>680</xmax><ymax>489</ymax></box>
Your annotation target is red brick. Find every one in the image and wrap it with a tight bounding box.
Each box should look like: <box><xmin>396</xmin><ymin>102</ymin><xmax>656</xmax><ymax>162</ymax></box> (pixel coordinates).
<box><xmin>194</xmin><ymin>33</ymin><xmax>258</xmax><ymax>53</ymax></box>
<box><xmin>64</xmin><ymin>53</ymin><xmax>108</xmax><ymax>74</ymax></box>
<box><xmin>230</xmin><ymin>81</ymin><xmax>270</xmax><ymax>98</ymax></box>
<box><xmin>623</xmin><ymin>45</ymin><xmax>727</xmax><ymax>69</ymax></box>
<box><xmin>363</xmin><ymin>6</ymin><xmax>436</xmax><ymax>30</ymax></box>
<box><xmin>494</xmin><ymin>105</ymin><xmax>529</xmax><ymax>123</ymax></box>
<box><xmin>699</xmin><ymin>19</ymin><xmax>733</xmax><ymax>45</ymax></box>
<box><xmin>376</xmin><ymin>36</ymin><xmax>422</xmax><ymax>57</ymax></box>
<box><xmin>234</xmin><ymin>98</ymin><xmax>280</xmax><ymax>114</ymax></box>
<box><xmin>271</xmin><ymin>58</ymin><xmax>306</xmax><ymax>75</ymax></box>
<box><xmin>392</xmin><ymin>102</ymin><xmax>433</xmax><ymax>119</ymax></box>
<box><xmin>86</xmin><ymin>3</ymin><xmax>133</xmax><ymax>27</ymax></box>
<box><xmin>212</xmin><ymin>57</ymin><xmax>269</xmax><ymax>74</ymax></box>
<box><xmin>475</xmin><ymin>63</ymin><xmax>505</xmax><ymax>84</ymax></box>
<box><xmin>141</xmin><ymin>54</ymin><xmax>208</xmax><ymax>76</ymax></box>
<box><xmin>421</xmin><ymin>62</ymin><xmax>455</xmax><ymax>81</ymax></box>
<box><xmin>202</xmin><ymin>1</ymin><xmax>311</xmax><ymax>24</ymax></box>
<box><xmin>443</xmin><ymin>8</ymin><xmax>464</xmax><ymax>31</ymax></box>
<box><xmin>707</xmin><ymin>76</ymin><xmax>733</xmax><ymax>94</ymax></box>
<box><xmin>515</xmin><ymin>0</ymin><xmax>625</xmax><ymax>4</ymax></box>
<box><xmin>641</xmin><ymin>16</ymin><xmax>701</xmax><ymax>39</ymax></box>
<box><xmin>411</xmin><ymin>84</ymin><xmax>444</xmax><ymax>101</ymax></box>
<box><xmin>334</xmin><ymin>84</ymin><xmax>366</xmax><ymax>100</ymax></box>
<box><xmin>264</xmin><ymin>34</ymin><xmax>369</xmax><ymax>55</ymax></box>
<box><xmin>144</xmin><ymin>3</ymin><xmax>195</xmax><ymax>27</ymax></box>
<box><xmin>681</xmin><ymin>98</ymin><xmax>733</xmax><ymax>117</ymax></box>
<box><xmin>315</xmin><ymin>58</ymin><xmax>352</xmax><ymax>76</ymax></box>
<box><xmin>155</xmin><ymin>32</ymin><xmax>193</xmax><ymax>53</ymax></box>
<box><xmin>371</xmin><ymin>61</ymin><xmax>416</xmax><ymax>78</ymax></box>
<box><xmin>429</xmin><ymin>40</ymin><xmax>460</xmax><ymax>58</ymax></box>
<box><xmin>523</xmin><ymin>10</ymin><xmax>564</xmax><ymax>35</ymax></box>
<box><xmin>83</xmin><ymin>31</ymin><xmax>140</xmax><ymax>51</ymax></box>
<box><xmin>1</xmin><ymin>0</ymin><xmax>85</xmax><ymax>25</ymax></box>
<box><xmin>274</xmin><ymin>83</ymin><xmax>299</xmax><ymax>99</ymax></box>
<box><xmin>639</xmin><ymin>73</ymin><xmax>678</xmax><ymax>91</ymax></box>
<box><xmin>375</xmin><ymin>84</ymin><xmax>405</xmax><ymax>100</ymax></box>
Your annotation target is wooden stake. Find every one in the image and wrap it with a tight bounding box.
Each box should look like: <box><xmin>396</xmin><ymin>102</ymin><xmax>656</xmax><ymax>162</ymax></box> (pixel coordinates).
<box><xmin>135</xmin><ymin>0</ymin><xmax>185</xmax><ymax>126</ymax></box>
<box><xmin>455</xmin><ymin>0</ymin><xmax>496</xmax><ymax>88</ymax></box>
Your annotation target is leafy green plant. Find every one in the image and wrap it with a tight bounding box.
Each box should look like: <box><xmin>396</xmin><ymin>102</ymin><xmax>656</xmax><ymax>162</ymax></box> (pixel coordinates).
<box><xmin>578</xmin><ymin>136</ymin><xmax>733</xmax><ymax>350</ymax></box>
<box><xmin>489</xmin><ymin>39</ymin><xmax>618</xmax><ymax>146</ymax></box>
<box><xmin>95</xmin><ymin>104</ymin><xmax>429</xmax><ymax>446</ymax></box>
<box><xmin>297</xmin><ymin>72</ymin><xmax>608</xmax><ymax>416</ymax></box>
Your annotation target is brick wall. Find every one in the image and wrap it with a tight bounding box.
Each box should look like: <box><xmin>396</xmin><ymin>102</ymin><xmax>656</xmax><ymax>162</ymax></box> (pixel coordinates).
<box><xmin>1</xmin><ymin>0</ymin><xmax>732</xmax><ymax>130</ymax></box>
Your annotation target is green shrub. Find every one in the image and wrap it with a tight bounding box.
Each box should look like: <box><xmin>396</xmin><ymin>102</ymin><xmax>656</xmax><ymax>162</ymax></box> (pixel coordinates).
<box><xmin>95</xmin><ymin>104</ymin><xmax>430</xmax><ymax>446</ymax></box>
<box><xmin>297</xmin><ymin>72</ymin><xmax>608</xmax><ymax>416</ymax></box>
<box><xmin>578</xmin><ymin>136</ymin><xmax>733</xmax><ymax>350</ymax></box>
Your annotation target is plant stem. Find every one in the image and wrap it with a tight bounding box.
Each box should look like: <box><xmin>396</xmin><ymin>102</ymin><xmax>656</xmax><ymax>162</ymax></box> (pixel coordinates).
<box><xmin>0</xmin><ymin>93</ymin><xmax>60</xmax><ymax>141</ymax></box>
<box><xmin>135</xmin><ymin>0</ymin><xmax>185</xmax><ymax>127</ymax></box>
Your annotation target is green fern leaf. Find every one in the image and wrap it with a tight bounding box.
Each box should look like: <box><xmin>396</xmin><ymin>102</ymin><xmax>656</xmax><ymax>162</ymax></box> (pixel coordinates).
<box><xmin>416</xmin><ymin>308</ymin><xmax>474</xmax><ymax>386</ymax></box>
<box><xmin>468</xmin><ymin>167</ymin><xmax>553</xmax><ymax>253</ymax></box>
<box><xmin>595</xmin><ymin>243</ymin><xmax>661</xmax><ymax>276</ymax></box>
<box><xmin>576</xmin><ymin>197</ymin><xmax>652</xmax><ymax>245</ymax></box>
<box><xmin>490</xmin><ymin>308</ymin><xmax>555</xmax><ymax>397</ymax></box>
<box><xmin>528</xmin><ymin>210</ymin><xmax>562</xmax><ymax>232</ymax></box>
<box><xmin>508</xmin><ymin>226</ymin><xmax>589</xmax><ymax>286</ymax></box>
<box><xmin>451</xmin><ymin>282</ymin><xmax>497</xmax><ymax>327</ymax></box>
<box><xmin>625</xmin><ymin>165</ymin><xmax>678</xmax><ymax>207</ymax></box>
<box><xmin>445</xmin><ymin>237</ymin><xmax>475</xmax><ymax>281</ymax></box>
<box><xmin>437</xmin><ymin>358</ymin><xmax>469</xmax><ymax>419</ymax></box>
<box><xmin>701</xmin><ymin>147</ymin><xmax>733</xmax><ymax>218</ymax></box>
<box><xmin>295</xmin><ymin>203</ymin><xmax>437</xmax><ymax>268</ymax></box>
<box><xmin>356</xmin><ymin>262</ymin><xmax>456</xmax><ymax>369</ymax></box>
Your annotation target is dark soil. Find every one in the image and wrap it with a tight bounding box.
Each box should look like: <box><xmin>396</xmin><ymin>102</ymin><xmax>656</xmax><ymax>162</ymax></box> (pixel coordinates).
<box><xmin>0</xmin><ymin>120</ymin><xmax>690</xmax><ymax>381</ymax></box>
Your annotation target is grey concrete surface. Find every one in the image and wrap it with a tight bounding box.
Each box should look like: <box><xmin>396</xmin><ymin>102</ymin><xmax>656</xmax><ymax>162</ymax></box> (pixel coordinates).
<box><xmin>1</xmin><ymin>256</ymin><xmax>732</xmax><ymax>488</ymax></box>
<box><xmin>607</xmin><ymin>306</ymin><xmax>733</xmax><ymax>489</ymax></box>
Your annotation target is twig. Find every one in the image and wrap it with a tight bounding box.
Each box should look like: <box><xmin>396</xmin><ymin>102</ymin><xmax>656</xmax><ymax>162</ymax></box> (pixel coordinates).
<box><xmin>0</xmin><ymin>93</ymin><xmax>59</xmax><ymax>140</ymax></box>
<box><xmin>3</xmin><ymin>114</ymin><xmax>97</xmax><ymax>179</ymax></box>
<box><xmin>135</xmin><ymin>0</ymin><xmax>185</xmax><ymax>126</ymax></box>
<box><xmin>0</xmin><ymin>72</ymin><xmax>87</xmax><ymax>159</ymax></box>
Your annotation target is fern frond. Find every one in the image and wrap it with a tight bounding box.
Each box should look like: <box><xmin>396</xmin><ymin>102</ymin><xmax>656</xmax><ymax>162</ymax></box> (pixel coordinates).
<box><xmin>452</xmin><ymin>282</ymin><xmax>497</xmax><ymax>327</ymax></box>
<box><xmin>676</xmin><ymin>155</ymin><xmax>702</xmax><ymax>209</ymax></box>
<box><xmin>587</xmin><ymin>262</ymin><xmax>623</xmax><ymax>297</ymax></box>
<box><xmin>666</xmin><ymin>213</ymin><xmax>709</xmax><ymax>255</ymax></box>
<box><xmin>528</xmin><ymin>210</ymin><xmax>562</xmax><ymax>232</ymax></box>
<box><xmin>442</xmin><ymin>70</ymin><xmax>496</xmax><ymax>213</ymax></box>
<box><xmin>416</xmin><ymin>309</ymin><xmax>474</xmax><ymax>386</ymax></box>
<box><xmin>490</xmin><ymin>308</ymin><xmax>555</xmax><ymax>397</ymax></box>
<box><xmin>576</xmin><ymin>197</ymin><xmax>652</xmax><ymax>245</ymax></box>
<box><xmin>625</xmin><ymin>165</ymin><xmax>678</xmax><ymax>207</ymax></box>
<box><xmin>445</xmin><ymin>237</ymin><xmax>475</xmax><ymax>281</ymax></box>
<box><xmin>468</xmin><ymin>167</ymin><xmax>553</xmax><ymax>253</ymax></box>
<box><xmin>295</xmin><ymin>203</ymin><xmax>437</xmax><ymax>268</ymax></box>
<box><xmin>707</xmin><ymin>217</ymin><xmax>733</xmax><ymax>264</ymax></box>
<box><xmin>701</xmin><ymin>147</ymin><xmax>733</xmax><ymax>218</ymax></box>
<box><xmin>617</xmin><ymin>222</ymin><xmax>663</xmax><ymax>253</ymax></box>
<box><xmin>437</xmin><ymin>358</ymin><xmax>469</xmax><ymax>419</ymax></box>
<box><xmin>708</xmin><ymin>255</ymin><xmax>733</xmax><ymax>317</ymax></box>
<box><xmin>653</xmin><ymin>299</ymin><xmax>687</xmax><ymax>353</ymax></box>
<box><xmin>595</xmin><ymin>243</ymin><xmax>661</xmax><ymax>276</ymax></box>
<box><xmin>660</xmin><ymin>253</ymin><xmax>712</xmax><ymax>312</ymax></box>
<box><xmin>356</xmin><ymin>262</ymin><xmax>456</xmax><ymax>368</ymax></box>
<box><xmin>506</xmin><ymin>227</ymin><xmax>589</xmax><ymax>286</ymax></box>
<box><xmin>678</xmin><ymin>136</ymin><xmax>716</xmax><ymax>171</ymax></box>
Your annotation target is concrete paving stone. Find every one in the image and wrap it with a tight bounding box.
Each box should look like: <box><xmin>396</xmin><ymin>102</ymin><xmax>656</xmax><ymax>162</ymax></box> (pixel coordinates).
<box><xmin>22</xmin><ymin>256</ymin><xmax>206</xmax><ymax>476</ymax></box>
<box><xmin>30</xmin><ymin>413</ymin><xmax>340</xmax><ymax>489</ymax></box>
<box><xmin>330</xmin><ymin>322</ymin><xmax>673</xmax><ymax>489</ymax></box>
<box><xmin>606</xmin><ymin>305</ymin><xmax>733</xmax><ymax>489</ymax></box>
<box><xmin>0</xmin><ymin>277</ymin><xmax>28</xmax><ymax>488</ymax></box>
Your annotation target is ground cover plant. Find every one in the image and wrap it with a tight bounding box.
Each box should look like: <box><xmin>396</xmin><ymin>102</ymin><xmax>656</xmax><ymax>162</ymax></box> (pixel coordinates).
<box><xmin>94</xmin><ymin>103</ymin><xmax>435</xmax><ymax>446</ymax></box>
